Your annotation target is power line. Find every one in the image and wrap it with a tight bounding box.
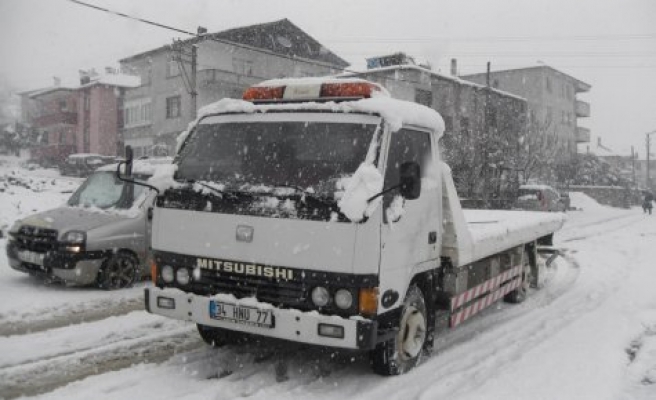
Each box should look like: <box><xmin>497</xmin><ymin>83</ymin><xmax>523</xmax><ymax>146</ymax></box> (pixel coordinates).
<box><xmin>65</xmin><ymin>0</ymin><xmax>656</xmax><ymax>76</ymax></box>
<box><xmin>327</xmin><ymin>33</ymin><xmax>656</xmax><ymax>44</ymax></box>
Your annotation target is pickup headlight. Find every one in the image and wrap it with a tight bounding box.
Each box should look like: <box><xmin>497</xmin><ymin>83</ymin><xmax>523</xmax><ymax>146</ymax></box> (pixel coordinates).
<box><xmin>8</xmin><ymin>220</ymin><xmax>22</xmax><ymax>237</ymax></box>
<box><xmin>61</xmin><ymin>230</ymin><xmax>86</xmax><ymax>253</ymax></box>
<box><xmin>62</xmin><ymin>231</ymin><xmax>86</xmax><ymax>244</ymax></box>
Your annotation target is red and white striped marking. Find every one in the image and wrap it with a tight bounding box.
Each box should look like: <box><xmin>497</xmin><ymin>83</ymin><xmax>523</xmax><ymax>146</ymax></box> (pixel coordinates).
<box><xmin>449</xmin><ymin>265</ymin><xmax>524</xmax><ymax>328</ymax></box>
<box><xmin>450</xmin><ymin>275</ymin><xmax>523</xmax><ymax>328</ymax></box>
<box><xmin>450</xmin><ymin>265</ymin><xmax>523</xmax><ymax>311</ymax></box>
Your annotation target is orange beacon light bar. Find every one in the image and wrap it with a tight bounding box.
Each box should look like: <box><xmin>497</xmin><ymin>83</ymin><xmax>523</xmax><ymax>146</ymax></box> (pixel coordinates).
<box><xmin>243</xmin><ymin>79</ymin><xmax>387</xmax><ymax>102</ymax></box>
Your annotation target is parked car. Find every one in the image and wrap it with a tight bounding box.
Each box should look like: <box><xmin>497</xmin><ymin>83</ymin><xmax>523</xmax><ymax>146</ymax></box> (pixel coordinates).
<box><xmin>6</xmin><ymin>159</ymin><xmax>167</xmax><ymax>289</ymax></box>
<box><xmin>515</xmin><ymin>184</ymin><xmax>566</xmax><ymax>212</ymax></box>
<box><xmin>59</xmin><ymin>153</ymin><xmax>115</xmax><ymax>177</ymax></box>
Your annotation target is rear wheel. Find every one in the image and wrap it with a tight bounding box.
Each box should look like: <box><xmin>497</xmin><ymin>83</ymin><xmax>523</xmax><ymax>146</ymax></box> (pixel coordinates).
<box><xmin>97</xmin><ymin>252</ymin><xmax>139</xmax><ymax>290</ymax></box>
<box><xmin>371</xmin><ymin>285</ymin><xmax>427</xmax><ymax>375</ymax></box>
<box><xmin>196</xmin><ymin>324</ymin><xmax>248</xmax><ymax>347</ymax></box>
<box><xmin>504</xmin><ymin>250</ymin><xmax>532</xmax><ymax>304</ymax></box>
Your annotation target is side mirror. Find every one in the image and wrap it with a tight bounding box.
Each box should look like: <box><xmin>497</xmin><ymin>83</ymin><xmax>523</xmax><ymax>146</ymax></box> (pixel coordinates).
<box><xmin>399</xmin><ymin>162</ymin><xmax>421</xmax><ymax>200</ymax></box>
<box><xmin>125</xmin><ymin>145</ymin><xmax>134</xmax><ymax>177</ymax></box>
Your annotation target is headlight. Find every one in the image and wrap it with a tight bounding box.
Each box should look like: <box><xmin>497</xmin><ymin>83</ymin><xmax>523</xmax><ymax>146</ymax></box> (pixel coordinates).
<box><xmin>334</xmin><ymin>289</ymin><xmax>353</xmax><ymax>309</ymax></box>
<box><xmin>311</xmin><ymin>286</ymin><xmax>330</xmax><ymax>307</ymax></box>
<box><xmin>9</xmin><ymin>220</ymin><xmax>22</xmax><ymax>234</ymax></box>
<box><xmin>176</xmin><ymin>268</ymin><xmax>191</xmax><ymax>285</ymax></box>
<box><xmin>62</xmin><ymin>230</ymin><xmax>86</xmax><ymax>244</ymax></box>
<box><xmin>161</xmin><ymin>265</ymin><xmax>174</xmax><ymax>283</ymax></box>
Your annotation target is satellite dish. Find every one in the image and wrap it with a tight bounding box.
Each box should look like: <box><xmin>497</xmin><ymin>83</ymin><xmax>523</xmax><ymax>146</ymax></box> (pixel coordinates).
<box><xmin>277</xmin><ymin>35</ymin><xmax>293</xmax><ymax>48</ymax></box>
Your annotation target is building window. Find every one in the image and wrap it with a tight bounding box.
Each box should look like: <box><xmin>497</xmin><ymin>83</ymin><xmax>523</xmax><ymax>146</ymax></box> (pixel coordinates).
<box><xmin>415</xmin><ymin>89</ymin><xmax>432</xmax><ymax>107</ymax></box>
<box><xmin>545</xmin><ymin>77</ymin><xmax>552</xmax><ymax>93</ymax></box>
<box><xmin>59</xmin><ymin>100</ymin><xmax>68</xmax><ymax>112</ymax></box>
<box><xmin>166</xmin><ymin>60</ymin><xmax>180</xmax><ymax>78</ymax></box>
<box><xmin>123</xmin><ymin>98</ymin><xmax>152</xmax><ymax>128</ymax></box>
<box><xmin>546</xmin><ymin>107</ymin><xmax>553</xmax><ymax>123</ymax></box>
<box><xmin>460</xmin><ymin>117</ymin><xmax>470</xmax><ymax>137</ymax></box>
<box><xmin>233</xmin><ymin>58</ymin><xmax>254</xmax><ymax>76</ymax></box>
<box><xmin>166</xmin><ymin>96</ymin><xmax>181</xmax><ymax>119</ymax></box>
<box><xmin>442</xmin><ymin>115</ymin><xmax>453</xmax><ymax>133</ymax></box>
<box><xmin>84</xmin><ymin>95</ymin><xmax>90</xmax><ymax>111</ymax></box>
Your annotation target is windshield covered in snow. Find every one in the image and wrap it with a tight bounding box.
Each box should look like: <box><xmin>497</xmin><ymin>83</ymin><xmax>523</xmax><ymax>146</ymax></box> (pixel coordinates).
<box><xmin>67</xmin><ymin>171</ymin><xmax>147</xmax><ymax>209</ymax></box>
<box><xmin>169</xmin><ymin>113</ymin><xmax>380</xmax><ymax>221</ymax></box>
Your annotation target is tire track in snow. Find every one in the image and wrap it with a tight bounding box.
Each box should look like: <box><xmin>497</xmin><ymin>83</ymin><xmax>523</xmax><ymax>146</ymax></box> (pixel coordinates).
<box><xmin>0</xmin><ymin>325</ymin><xmax>202</xmax><ymax>399</ymax></box>
<box><xmin>0</xmin><ymin>295</ymin><xmax>144</xmax><ymax>337</ymax></box>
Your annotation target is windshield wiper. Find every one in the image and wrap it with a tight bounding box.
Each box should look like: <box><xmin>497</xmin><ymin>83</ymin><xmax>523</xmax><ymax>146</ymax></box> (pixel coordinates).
<box><xmin>269</xmin><ymin>183</ymin><xmax>335</xmax><ymax>206</ymax></box>
<box><xmin>175</xmin><ymin>178</ymin><xmax>238</xmax><ymax>200</ymax></box>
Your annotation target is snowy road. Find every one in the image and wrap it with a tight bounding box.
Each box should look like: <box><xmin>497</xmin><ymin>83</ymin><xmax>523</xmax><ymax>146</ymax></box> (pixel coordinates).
<box><xmin>1</xmin><ymin>162</ymin><xmax>655</xmax><ymax>399</ymax></box>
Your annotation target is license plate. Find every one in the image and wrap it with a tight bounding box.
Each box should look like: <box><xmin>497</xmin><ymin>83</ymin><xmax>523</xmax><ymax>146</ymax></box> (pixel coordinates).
<box><xmin>17</xmin><ymin>250</ymin><xmax>45</xmax><ymax>266</ymax></box>
<box><xmin>209</xmin><ymin>301</ymin><xmax>273</xmax><ymax>328</ymax></box>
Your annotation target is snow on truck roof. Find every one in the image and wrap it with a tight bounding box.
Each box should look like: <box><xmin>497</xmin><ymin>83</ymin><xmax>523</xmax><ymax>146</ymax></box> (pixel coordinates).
<box><xmin>175</xmin><ymin>77</ymin><xmax>445</xmax><ymax>152</ymax></box>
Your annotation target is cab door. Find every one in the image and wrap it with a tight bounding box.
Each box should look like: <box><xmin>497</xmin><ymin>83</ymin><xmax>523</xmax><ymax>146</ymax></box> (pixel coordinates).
<box><xmin>378</xmin><ymin>126</ymin><xmax>441</xmax><ymax>308</ymax></box>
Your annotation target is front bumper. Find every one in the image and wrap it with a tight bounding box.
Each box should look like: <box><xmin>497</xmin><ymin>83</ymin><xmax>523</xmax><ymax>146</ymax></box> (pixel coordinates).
<box><xmin>146</xmin><ymin>287</ymin><xmax>377</xmax><ymax>350</ymax></box>
<box><xmin>6</xmin><ymin>240</ymin><xmax>105</xmax><ymax>286</ymax></box>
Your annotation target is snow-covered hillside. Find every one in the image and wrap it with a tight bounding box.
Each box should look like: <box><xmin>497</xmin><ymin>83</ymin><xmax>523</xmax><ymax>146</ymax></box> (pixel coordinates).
<box><xmin>1</xmin><ymin>156</ymin><xmax>655</xmax><ymax>400</ymax></box>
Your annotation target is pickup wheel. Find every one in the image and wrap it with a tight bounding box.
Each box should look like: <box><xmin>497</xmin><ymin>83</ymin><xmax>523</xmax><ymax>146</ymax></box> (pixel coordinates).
<box><xmin>97</xmin><ymin>252</ymin><xmax>138</xmax><ymax>290</ymax></box>
<box><xmin>196</xmin><ymin>324</ymin><xmax>247</xmax><ymax>347</ymax></box>
<box><xmin>504</xmin><ymin>251</ymin><xmax>532</xmax><ymax>304</ymax></box>
<box><xmin>371</xmin><ymin>285</ymin><xmax>427</xmax><ymax>375</ymax></box>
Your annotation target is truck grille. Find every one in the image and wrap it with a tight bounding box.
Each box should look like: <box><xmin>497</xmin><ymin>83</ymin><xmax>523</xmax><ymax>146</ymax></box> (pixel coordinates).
<box><xmin>192</xmin><ymin>271</ymin><xmax>309</xmax><ymax>309</ymax></box>
<box><xmin>14</xmin><ymin>226</ymin><xmax>58</xmax><ymax>253</ymax></box>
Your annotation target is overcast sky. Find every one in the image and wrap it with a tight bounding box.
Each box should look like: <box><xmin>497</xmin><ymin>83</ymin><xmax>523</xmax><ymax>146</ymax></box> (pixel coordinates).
<box><xmin>1</xmin><ymin>0</ymin><xmax>654</xmax><ymax>156</ymax></box>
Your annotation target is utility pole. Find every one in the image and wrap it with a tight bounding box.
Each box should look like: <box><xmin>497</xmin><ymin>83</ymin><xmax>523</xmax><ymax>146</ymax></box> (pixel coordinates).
<box><xmin>170</xmin><ymin>38</ymin><xmax>199</xmax><ymax>120</ymax></box>
<box><xmin>631</xmin><ymin>146</ymin><xmax>636</xmax><ymax>185</ymax></box>
<box><xmin>647</xmin><ymin>130</ymin><xmax>656</xmax><ymax>190</ymax></box>
<box><xmin>191</xmin><ymin>44</ymin><xmax>197</xmax><ymax>119</ymax></box>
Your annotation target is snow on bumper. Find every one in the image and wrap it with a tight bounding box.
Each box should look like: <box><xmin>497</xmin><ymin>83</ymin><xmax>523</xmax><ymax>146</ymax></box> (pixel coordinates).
<box><xmin>145</xmin><ymin>287</ymin><xmax>377</xmax><ymax>350</ymax></box>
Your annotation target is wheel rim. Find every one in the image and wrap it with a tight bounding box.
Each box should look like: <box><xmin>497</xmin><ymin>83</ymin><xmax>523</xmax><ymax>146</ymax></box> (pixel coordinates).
<box><xmin>106</xmin><ymin>256</ymin><xmax>136</xmax><ymax>289</ymax></box>
<box><xmin>398</xmin><ymin>305</ymin><xmax>426</xmax><ymax>361</ymax></box>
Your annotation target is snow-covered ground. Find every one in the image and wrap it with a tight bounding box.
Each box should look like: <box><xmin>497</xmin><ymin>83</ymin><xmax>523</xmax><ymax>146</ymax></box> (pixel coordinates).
<box><xmin>1</xmin><ymin>157</ymin><xmax>655</xmax><ymax>400</ymax></box>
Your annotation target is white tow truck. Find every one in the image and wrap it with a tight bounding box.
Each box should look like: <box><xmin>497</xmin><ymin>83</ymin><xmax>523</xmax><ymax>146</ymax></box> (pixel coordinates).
<box><xmin>139</xmin><ymin>77</ymin><xmax>565</xmax><ymax>375</ymax></box>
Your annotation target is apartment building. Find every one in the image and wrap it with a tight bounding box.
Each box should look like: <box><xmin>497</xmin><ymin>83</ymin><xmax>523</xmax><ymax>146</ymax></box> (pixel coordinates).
<box><xmin>351</xmin><ymin>61</ymin><xmax>528</xmax><ymax>200</ymax></box>
<box><xmin>76</xmin><ymin>70</ymin><xmax>140</xmax><ymax>156</ymax></box>
<box><xmin>462</xmin><ymin>66</ymin><xmax>591</xmax><ymax>155</ymax></box>
<box><xmin>21</xmin><ymin>81</ymin><xmax>78</xmax><ymax>165</ymax></box>
<box><xmin>119</xmin><ymin>18</ymin><xmax>349</xmax><ymax>157</ymax></box>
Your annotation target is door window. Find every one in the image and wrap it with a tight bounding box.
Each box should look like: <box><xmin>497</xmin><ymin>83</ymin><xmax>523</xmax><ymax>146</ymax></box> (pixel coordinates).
<box><xmin>383</xmin><ymin>128</ymin><xmax>432</xmax><ymax>216</ymax></box>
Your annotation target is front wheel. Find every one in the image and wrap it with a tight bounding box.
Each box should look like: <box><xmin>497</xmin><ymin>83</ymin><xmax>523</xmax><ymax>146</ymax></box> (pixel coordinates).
<box><xmin>97</xmin><ymin>252</ymin><xmax>139</xmax><ymax>290</ymax></box>
<box><xmin>371</xmin><ymin>285</ymin><xmax>427</xmax><ymax>375</ymax></box>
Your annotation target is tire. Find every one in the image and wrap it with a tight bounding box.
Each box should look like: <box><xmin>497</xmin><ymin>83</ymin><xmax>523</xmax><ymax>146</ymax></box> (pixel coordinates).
<box><xmin>97</xmin><ymin>252</ymin><xmax>139</xmax><ymax>290</ymax></box>
<box><xmin>504</xmin><ymin>250</ymin><xmax>532</xmax><ymax>304</ymax></box>
<box><xmin>371</xmin><ymin>285</ymin><xmax>427</xmax><ymax>375</ymax></box>
<box><xmin>196</xmin><ymin>324</ymin><xmax>248</xmax><ymax>347</ymax></box>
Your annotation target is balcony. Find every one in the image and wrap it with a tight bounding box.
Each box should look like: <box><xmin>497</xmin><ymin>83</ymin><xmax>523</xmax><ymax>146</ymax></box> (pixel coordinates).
<box><xmin>575</xmin><ymin>100</ymin><xmax>590</xmax><ymax>118</ymax></box>
<box><xmin>575</xmin><ymin>126</ymin><xmax>591</xmax><ymax>143</ymax></box>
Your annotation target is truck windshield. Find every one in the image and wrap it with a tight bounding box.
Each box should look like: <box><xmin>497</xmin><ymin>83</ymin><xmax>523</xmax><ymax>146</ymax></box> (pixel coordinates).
<box><xmin>68</xmin><ymin>171</ymin><xmax>147</xmax><ymax>209</ymax></box>
<box><xmin>176</xmin><ymin>119</ymin><xmax>377</xmax><ymax>196</ymax></box>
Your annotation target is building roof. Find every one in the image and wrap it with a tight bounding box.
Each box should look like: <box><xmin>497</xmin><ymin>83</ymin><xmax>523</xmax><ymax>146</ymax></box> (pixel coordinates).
<box><xmin>80</xmin><ymin>74</ymin><xmax>141</xmax><ymax>89</ymax></box>
<box><xmin>347</xmin><ymin>64</ymin><xmax>528</xmax><ymax>102</ymax></box>
<box><xmin>120</xmin><ymin>18</ymin><xmax>349</xmax><ymax>68</ymax></box>
<box><xmin>27</xmin><ymin>86</ymin><xmax>76</xmax><ymax>99</ymax></box>
<box><xmin>461</xmin><ymin>65</ymin><xmax>591</xmax><ymax>92</ymax></box>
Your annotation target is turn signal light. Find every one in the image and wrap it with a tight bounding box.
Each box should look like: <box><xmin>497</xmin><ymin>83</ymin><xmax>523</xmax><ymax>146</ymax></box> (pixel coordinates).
<box><xmin>150</xmin><ymin>260</ymin><xmax>157</xmax><ymax>284</ymax></box>
<box><xmin>359</xmin><ymin>287</ymin><xmax>379</xmax><ymax>317</ymax></box>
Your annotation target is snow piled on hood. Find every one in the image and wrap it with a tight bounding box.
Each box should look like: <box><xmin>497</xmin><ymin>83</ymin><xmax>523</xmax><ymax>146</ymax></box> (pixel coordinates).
<box><xmin>337</xmin><ymin>163</ymin><xmax>383</xmax><ymax>222</ymax></box>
